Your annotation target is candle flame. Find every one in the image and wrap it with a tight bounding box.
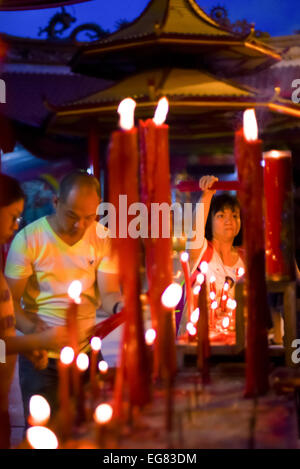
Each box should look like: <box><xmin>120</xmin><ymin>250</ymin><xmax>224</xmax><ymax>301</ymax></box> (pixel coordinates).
<box><xmin>94</xmin><ymin>403</ymin><xmax>113</xmax><ymax>424</ymax></box>
<box><xmin>161</xmin><ymin>282</ymin><xmax>183</xmax><ymax>308</ymax></box>
<box><xmin>117</xmin><ymin>98</ymin><xmax>136</xmax><ymax>131</ymax></box>
<box><xmin>153</xmin><ymin>97</ymin><xmax>169</xmax><ymax>126</ymax></box>
<box><xmin>26</xmin><ymin>426</ymin><xmax>58</xmax><ymax>449</ymax></box>
<box><xmin>237</xmin><ymin>267</ymin><xmax>245</xmax><ymax>278</ymax></box>
<box><xmin>76</xmin><ymin>353</ymin><xmax>89</xmax><ymax>371</ymax></box>
<box><xmin>209</xmin><ymin>291</ymin><xmax>216</xmax><ymax>301</ymax></box>
<box><xmin>60</xmin><ymin>346</ymin><xmax>75</xmax><ymax>365</ymax></box>
<box><xmin>145</xmin><ymin>328</ymin><xmax>156</xmax><ymax>345</ymax></box>
<box><xmin>211</xmin><ymin>300</ymin><xmax>218</xmax><ymax>310</ymax></box>
<box><xmin>243</xmin><ymin>109</ymin><xmax>258</xmax><ymax>142</ymax></box>
<box><xmin>186</xmin><ymin>322</ymin><xmax>197</xmax><ymax>336</ymax></box>
<box><xmin>222</xmin><ymin>317</ymin><xmax>230</xmax><ymax>329</ymax></box>
<box><xmin>200</xmin><ymin>261</ymin><xmax>208</xmax><ymax>274</ymax></box>
<box><xmin>29</xmin><ymin>395</ymin><xmax>51</xmax><ymax>426</ymax></box>
<box><xmin>68</xmin><ymin>280</ymin><xmax>82</xmax><ymax>303</ymax></box>
<box><xmin>196</xmin><ymin>273</ymin><xmax>205</xmax><ymax>285</ymax></box>
<box><xmin>91</xmin><ymin>336</ymin><xmax>102</xmax><ymax>352</ymax></box>
<box><xmin>98</xmin><ymin>360</ymin><xmax>109</xmax><ymax>374</ymax></box>
<box><xmin>263</xmin><ymin>150</ymin><xmax>291</xmax><ymax>159</ymax></box>
<box><xmin>180</xmin><ymin>251</ymin><xmax>189</xmax><ymax>263</ymax></box>
<box><xmin>190</xmin><ymin>308</ymin><xmax>199</xmax><ymax>324</ymax></box>
<box><xmin>193</xmin><ymin>285</ymin><xmax>200</xmax><ymax>295</ymax></box>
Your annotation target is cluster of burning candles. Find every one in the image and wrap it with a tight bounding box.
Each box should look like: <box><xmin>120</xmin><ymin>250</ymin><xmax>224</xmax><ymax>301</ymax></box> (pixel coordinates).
<box><xmin>180</xmin><ymin>251</ymin><xmax>245</xmax><ymax>338</ymax></box>
<box><xmin>25</xmin><ymin>278</ymin><xmax>162</xmax><ymax>449</ymax></box>
<box><xmin>25</xmin><ymin>95</ymin><xmax>294</xmax><ymax>447</ymax></box>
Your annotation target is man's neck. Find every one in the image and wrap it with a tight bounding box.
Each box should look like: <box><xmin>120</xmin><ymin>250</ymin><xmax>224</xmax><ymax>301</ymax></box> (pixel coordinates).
<box><xmin>47</xmin><ymin>215</ymin><xmax>84</xmax><ymax>246</ymax></box>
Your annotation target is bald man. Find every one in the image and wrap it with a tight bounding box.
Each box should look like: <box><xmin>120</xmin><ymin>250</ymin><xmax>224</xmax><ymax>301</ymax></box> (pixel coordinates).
<box><xmin>5</xmin><ymin>170</ymin><xmax>123</xmax><ymax>420</ymax></box>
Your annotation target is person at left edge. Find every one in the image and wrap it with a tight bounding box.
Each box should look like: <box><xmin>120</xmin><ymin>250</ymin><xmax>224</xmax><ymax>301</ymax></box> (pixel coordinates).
<box><xmin>5</xmin><ymin>171</ymin><xmax>123</xmax><ymax>422</ymax></box>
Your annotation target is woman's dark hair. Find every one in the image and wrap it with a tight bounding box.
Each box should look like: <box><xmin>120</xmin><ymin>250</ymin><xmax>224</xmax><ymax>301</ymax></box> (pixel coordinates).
<box><xmin>205</xmin><ymin>193</ymin><xmax>243</xmax><ymax>246</ymax></box>
<box><xmin>0</xmin><ymin>173</ymin><xmax>25</xmax><ymax>208</ymax></box>
<box><xmin>59</xmin><ymin>170</ymin><xmax>101</xmax><ymax>203</ymax></box>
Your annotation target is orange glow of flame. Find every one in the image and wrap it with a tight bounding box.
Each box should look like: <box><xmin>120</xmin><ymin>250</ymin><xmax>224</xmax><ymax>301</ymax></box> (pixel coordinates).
<box><xmin>76</xmin><ymin>353</ymin><xmax>89</xmax><ymax>371</ymax></box>
<box><xmin>145</xmin><ymin>328</ymin><xmax>156</xmax><ymax>345</ymax></box>
<box><xmin>68</xmin><ymin>280</ymin><xmax>82</xmax><ymax>304</ymax></box>
<box><xmin>180</xmin><ymin>251</ymin><xmax>189</xmax><ymax>263</ymax></box>
<box><xmin>29</xmin><ymin>395</ymin><xmax>51</xmax><ymax>426</ymax></box>
<box><xmin>263</xmin><ymin>150</ymin><xmax>291</xmax><ymax>159</ymax></box>
<box><xmin>200</xmin><ymin>261</ymin><xmax>208</xmax><ymax>274</ymax></box>
<box><xmin>117</xmin><ymin>98</ymin><xmax>136</xmax><ymax>131</ymax></box>
<box><xmin>222</xmin><ymin>317</ymin><xmax>230</xmax><ymax>329</ymax></box>
<box><xmin>186</xmin><ymin>322</ymin><xmax>197</xmax><ymax>336</ymax></box>
<box><xmin>243</xmin><ymin>109</ymin><xmax>258</xmax><ymax>142</ymax></box>
<box><xmin>153</xmin><ymin>97</ymin><xmax>169</xmax><ymax>126</ymax></box>
<box><xmin>196</xmin><ymin>273</ymin><xmax>205</xmax><ymax>285</ymax></box>
<box><xmin>94</xmin><ymin>404</ymin><xmax>113</xmax><ymax>425</ymax></box>
<box><xmin>90</xmin><ymin>336</ymin><xmax>102</xmax><ymax>352</ymax></box>
<box><xmin>98</xmin><ymin>360</ymin><xmax>109</xmax><ymax>374</ymax></box>
<box><xmin>161</xmin><ymin>282</ymin><xmax>183</xmax><ymax>308</ymax></box>
<box><xmin>26</xmin><ymin>426</ymin><xmax>58</xmax><ymax>449</ymax></box>
<box><xmin>60</xmin><ymin>346</ymin><xmax>75</xmax><ymax>365</ymax></box>
<box><xmin>190</xmin><ymin>308</ymin><xmax>199</xmax><ymax>324</ymax></box>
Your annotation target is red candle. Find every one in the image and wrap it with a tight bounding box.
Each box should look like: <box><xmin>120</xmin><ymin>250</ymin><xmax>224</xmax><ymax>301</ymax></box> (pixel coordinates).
<box><xmin>197</xmin><ymin>280</ymin><xmax>210</xmax><ymax>384</ymax></box>
<box><xmin>235</xmin><ymin>109</ymin><xmax>269</xmax><ymax>397</ymax></box>
<box><xmin>263</xmin><ymin>150</ymin><xmax>295</xmax><ymax>280</ymax></box>
<box><xmin>66</xmin><ymin>280</ymin><xmax>82</xmax><ymax>356</ymax></box>
<box><xmin>139</xmin><ymin>98</ymin><xmax>177</xmax><ymax>382</ymax></box>
<box><xmin>88</xmin><ymin>126</ymin><xmax>100</xmax><ymax>180</ymax></box>
<box><xmin>75</xmin><ymin>352</ymin><xmax>89</xmax><ymax>425</ymax></box>
<box><xmin>58</xmin><ymin>346</ymin><xmax>74</xmax><ymax>439</ymax></box>
<box><xmin>108</xmin><ymin>98</ymin><xmax>151</xmax><ymax>408</ymax></box>
<box><xmin>90</xmin><ymin>336</ymin><xmax>102</xmax><ymax>400</ymax></box>
<box><xmin>180</xmin><ymin>252</ymin><xmax>193</xmax><ymax>323</ymax></box>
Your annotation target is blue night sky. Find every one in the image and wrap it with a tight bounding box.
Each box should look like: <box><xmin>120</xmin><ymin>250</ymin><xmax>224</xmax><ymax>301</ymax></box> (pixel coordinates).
<box><xmin>0</xmin><ymin>0</ymin><xmax>299</xmax><ymax>39</ymax></box>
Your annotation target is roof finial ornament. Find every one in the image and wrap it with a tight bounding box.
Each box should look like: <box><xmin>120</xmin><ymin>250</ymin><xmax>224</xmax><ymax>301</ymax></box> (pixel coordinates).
<box><xmin>154</xmin><ymin>21</ymin><xmax>161</xmax><ymax>36</ymax></box>
<box><xmin>272</xmin><ymin>86</ymin><xmax>281</xmax><ymax>101</ymax></box>
<box><xmin>247</xmin><ymin>23</ymin><xmax>256</xmax><ymax>40</ymax></box>
<box><xmin>147</xmin><ymin>79</ymin><xmax>156</xmax><ymax>101</ymax></box>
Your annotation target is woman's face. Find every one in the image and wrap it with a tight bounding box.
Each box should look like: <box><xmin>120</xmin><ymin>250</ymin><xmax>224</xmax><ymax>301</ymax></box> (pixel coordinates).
<box><xmin>212</xmin><ymin>205</ymin><xmax>241</xmax><ymax>243</ymax></box>
<box><xmin>0</xmin><ymin>199</ymin><xmax>24</xmax><ymax>245</ymax></box>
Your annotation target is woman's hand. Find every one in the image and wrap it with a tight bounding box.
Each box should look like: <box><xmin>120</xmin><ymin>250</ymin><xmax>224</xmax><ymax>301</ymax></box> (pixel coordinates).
<box><xmin>199</xmin><ymin>175</ymin><xmax>219</xmax><ymax>195</ymax></box>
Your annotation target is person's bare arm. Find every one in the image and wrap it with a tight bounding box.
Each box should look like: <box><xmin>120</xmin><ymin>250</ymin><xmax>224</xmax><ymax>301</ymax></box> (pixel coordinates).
<box><xmin>5</xmin><ymin>277</ymin><xmax>38</xmax><ymax>334</ymax></box>
<box><xmin>186</xmin><ymin>175</ymin><xmax>218</xmax><ymax>271</ymax></box>
<box><xmin>5</xmin><ymin>326</ymin><xmax>68</xmax><ymax>355</ymax></box>
<box><xmin>97</xmin><ymin>271</ymin><xmax>123</xmax><ymax>315</ymax></box>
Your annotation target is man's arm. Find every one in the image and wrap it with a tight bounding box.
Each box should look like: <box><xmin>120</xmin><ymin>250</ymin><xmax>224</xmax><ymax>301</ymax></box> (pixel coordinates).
<box><xmin>97</xmin><ymin>271</ymin><xmax>123</xmax><ymax>315</ymax></box>
<box><xmin>5</xmin><ymin>277</ymin><xmax>36</xmax><ymax>334</ymax></box>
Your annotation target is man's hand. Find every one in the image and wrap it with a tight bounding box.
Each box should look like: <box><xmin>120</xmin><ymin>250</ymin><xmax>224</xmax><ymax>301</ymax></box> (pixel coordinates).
<box><xmin>25</xmin><ymin>350</ymin><xmax>48</xmax><ymax>370</ymax></box>
<box><xmin>39</xmin><ymin>326</ymin><xmax>69</xmax><ymax>351</ymax></box>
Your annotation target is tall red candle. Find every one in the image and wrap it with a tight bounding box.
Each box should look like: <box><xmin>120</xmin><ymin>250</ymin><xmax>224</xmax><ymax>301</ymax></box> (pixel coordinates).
<box><xmin>108</xmin><ymin>98</ymin><xmax>151</xmax><ymax>408</ymax></box>
<box><xmin>197</xmin><ymin>279</ymin><xmax>210</xmax><ymax>384</ymax></box>
<box><xmin>58</xmin><ymin>346</ymin><xmax>74</xmax><ymax>439</ymax></box>
<box><xmin>235</xmin><ymin>109</ymin><xmax>269</xmax><ymax>397</ymax></box>
<box><xmin>139</xmin><ymin>98</ymin><xmax>177</xmax><ymax>382</ymax></box>
<box><xmin>88</xmin><ymin>126</ymin><xmax>100</xmax><ymax>181</ymax></box>
<box><xmin>263</xmin><ymin>150</ymin><xmax>295</xmax><ymax>281</ymax></box>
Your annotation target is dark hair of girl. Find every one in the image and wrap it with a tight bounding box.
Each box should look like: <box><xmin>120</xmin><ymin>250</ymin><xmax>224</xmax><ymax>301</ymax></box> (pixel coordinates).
<box><xmin>205</xmin><ymin>193</ymin><xmax>243</xmax><ymax>246</ymax></box>
<box><xmin>0</xmin><ymin>173</ymin><xmax>25</xmax><ymax>208</ymax></box>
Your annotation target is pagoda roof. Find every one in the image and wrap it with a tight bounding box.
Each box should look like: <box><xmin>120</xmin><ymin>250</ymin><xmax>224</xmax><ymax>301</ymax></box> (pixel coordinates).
<box><xmin>46</xmin><ymin>67</ymin><xmax>260</xmax><ymax>137</ymax></box>
<box><xmin>71</xmin><ymin>0</ymin><xmax>281</xmax><ymax>79</ymax></box>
